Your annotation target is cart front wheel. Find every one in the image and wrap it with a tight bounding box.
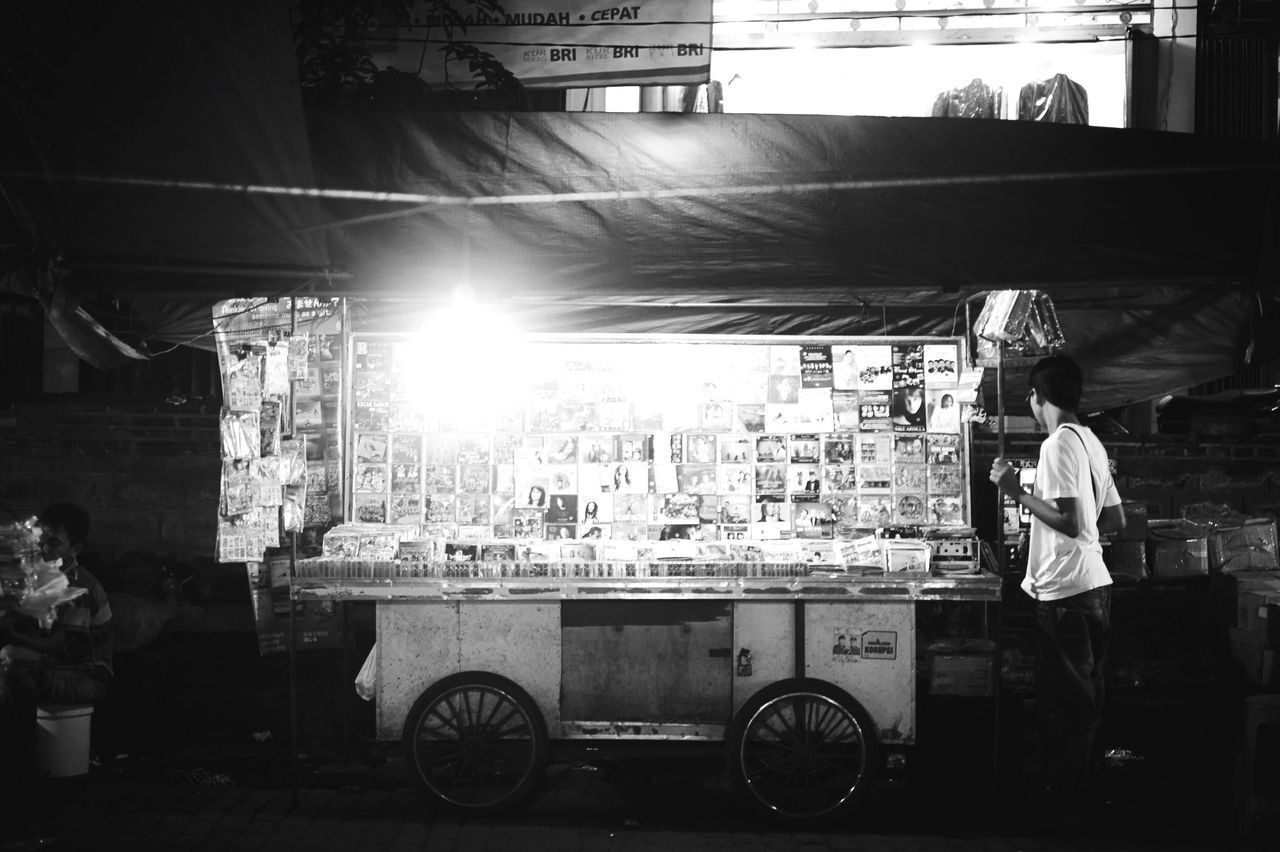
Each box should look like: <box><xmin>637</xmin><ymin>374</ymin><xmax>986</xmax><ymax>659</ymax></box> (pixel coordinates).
<box><xmin>728</xmin><ymin>678</ymin><xmax>878</xmax><ymax>823</ymax></box>
<box><xmin>402</xmin><ymin>672</ymin><xmax>549</xmax><ymax>816</ymax></box>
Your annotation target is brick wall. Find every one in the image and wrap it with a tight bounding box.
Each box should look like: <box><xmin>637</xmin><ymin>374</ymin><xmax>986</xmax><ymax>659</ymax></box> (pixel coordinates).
<box><xmin>0</xmin><ymin>397</ymin><xmax>221</xmax><ymax>561</ymax></box>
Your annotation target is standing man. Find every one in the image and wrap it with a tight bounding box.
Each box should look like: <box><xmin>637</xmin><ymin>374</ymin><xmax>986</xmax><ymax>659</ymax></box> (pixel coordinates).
<box><xmin>989</xmin><ymin>355</ymin><xmax>1125</xmax><ymax>818</ymax></box>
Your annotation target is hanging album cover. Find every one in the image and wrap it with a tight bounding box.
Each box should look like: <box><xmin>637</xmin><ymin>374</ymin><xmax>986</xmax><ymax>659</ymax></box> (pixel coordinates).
<box><xmin>832</xmin><ymin>346</ymin><xmax>858</xmax><ymax>390</ymax></box>
<box><xmin>894</xmin><ymin>435</ymin><xmax>926</xmax><ymax>464</ymax></box>
<box><xmin>855</xmin><ymin>346</ymin><xmax>892</xmax><ymax>390</ymax></box>
<box><xmin>717</xmin><ymin>465</ymin><xmax>753</xmax><ymax>495</ymax></box>
<box><xmin>822</xmin><ymin>465</ymin><xmax>857</xmax><ymax>494</ymax></box>
<box><xmin>925</xmin><ymin>390</ymin><xmax>961</xmax><ymax>433</ymax></box>
<box><xmin>389</xmin><ymin>494</ymin><xmax>423</xmax><ymax>525</ymax></box>
<box><xmin>491</xmin><ymin>494</ymin><xmax>516</xmax><ymax>525</ymax></box>
<box><xmin>926</xmin><ymin>433</ymin><xmax>961</xmax><ymax>466</ymax></box>
<box><xmin>800</xmin><ymin>345</ymin><xmax>833</xmax><ymax>389</ymax></box>
<box><xmin>512</xmin><ymin>509</ymin><xmax>544</xmax><ymax>539</ymax></box>
<box><xmin>356</xmin><ymin>434</ymin><xmax>388</xmax><ymax>464</ymax></box>
<box><xmin>424</xmin><ymin>494</ymin><xmax>457</xmax><ymax>524</ymax></box>
<box><xmin>928</xmin><ymin>466</ymin><xmax>964</xmax><ymax>493</ymax></box>
<box><xmin>894</xmin><ymin>464</ymin><xmax>927</xmax><ymax>493</ymax></box>
<box><xmin>858</xmin><ymin>392</ymin><xmax>891</xmax><ymax>432</ymax></box>
<box><xmin>352</xmin><ymin>494</ymin><xmax>386</xmax><ymax>524</ymax></box>
<box><xmin>392</xmin><ymin>434</ymin><xmax>421</xmax><ymax>464</ymax></box>
<box><xmin>792</xmin><ymin>500</ymin><xmax>834</xmax><ymax>539</ymax></box>
<box><xmin>923</xmin><ymin>343</ymin><xmax>959</xmax><ymax>386</ymax></box>
<box><xmin>831</xmin><ymin>390</ymin><xmax>859</xmax><ymax>431</ymax></box>
<box><xmin>928</xmin><ymin>495</ymin><xmax>965</xmax><ymax>526</ymax></box>
<box><xmin>789</xmin><ymin>465</ymin><xmax>822</xmax><ymax>495</ymax></box>
<box><xmin>735</xmin><ymin>403</ymin><xmax>766</xmax><ymax>433</ymax></box>
<box><xmin>859</xmin><ymin>496</ymin><xmax>893</xmax><ymax>526</ymax></box>
<box><xmin>354</xmin><ymin>463</ymin><xmax>387</xmax><ymax>493</ymax></box>
<box><xmin>857</xmin><ymin>465</ymin><xmax>892</xmax><ymax>493</ymax></box>
<box><xmin>718</xmin><ymin>495</ymin><xmax>750</xmax><ymax>525</ymax></box>
<box><xmin>754</xmin><ymin>463</ymin><xmax>786</xmax><ymax>495</ymax></box>
<box><xmin>678</xmin><ymin>464</ymin><xmax>717</xmax><ymax>494</ymax></box>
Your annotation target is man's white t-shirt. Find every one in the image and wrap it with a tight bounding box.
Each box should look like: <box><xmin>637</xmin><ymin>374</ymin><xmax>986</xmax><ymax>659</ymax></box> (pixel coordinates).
<box><xmin>1023</xmin><ymin>424</ymin><xmax>1121</xmax><ymax>602</ymax></box>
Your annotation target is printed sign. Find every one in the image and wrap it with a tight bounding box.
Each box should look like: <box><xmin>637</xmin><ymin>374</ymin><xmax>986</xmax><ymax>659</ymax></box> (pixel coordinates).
<box><xmin>831</xmin><ymin>628</ymin><xmax>898</xmax><ymax>662</ymax></box>
<box><xmin>369</xmin><ymin>0</ymin><xmax>712</xmax><ymax>88</ymax></box>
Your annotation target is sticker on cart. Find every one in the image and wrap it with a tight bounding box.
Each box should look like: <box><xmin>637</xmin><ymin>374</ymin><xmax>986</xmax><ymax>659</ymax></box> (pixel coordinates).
<box><xmin>860</xmin><ymin>631</ymin><xmax>898</xmax><ymax>660</ymax></box>
<box><xmin>831</xmin><ymin>631</ymin><xmax>862</xmax><ymax>661</ymax></box>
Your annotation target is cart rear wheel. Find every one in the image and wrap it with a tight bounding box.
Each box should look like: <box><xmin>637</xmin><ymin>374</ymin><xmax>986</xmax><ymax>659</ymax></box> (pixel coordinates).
<box><xmin>402</xmin><ymin>672</ymin><xmax>548</xmax><ymax>816</ymax></box>
<box><xmin>728</xmin><ymin>678</ymin><xmax>878</xmax><ymax>823</ymax></box>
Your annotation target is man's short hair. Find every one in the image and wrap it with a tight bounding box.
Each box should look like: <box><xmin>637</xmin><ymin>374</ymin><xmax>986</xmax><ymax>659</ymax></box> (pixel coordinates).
<box><xmin>1028</xmin><ymin>354</ymin><xmax>1083</xmax><ymax>412</ymax></box>
<box><xmin>39</xmin><ymin>502</ymin><xmax>91</xmax><ymax>547</ymax></box>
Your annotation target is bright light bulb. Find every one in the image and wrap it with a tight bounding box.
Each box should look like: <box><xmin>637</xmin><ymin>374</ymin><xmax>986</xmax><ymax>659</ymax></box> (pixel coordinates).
<box><xmin>405</xmin><ymin>291</ymin><xmax>526</xmax><ymax>428</ymax></box>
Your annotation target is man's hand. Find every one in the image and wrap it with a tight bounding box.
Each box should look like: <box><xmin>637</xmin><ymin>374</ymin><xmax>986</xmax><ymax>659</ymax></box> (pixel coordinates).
<box><xmin>989</xmin><ymin>458</ymin><xmax>1022</xmax><ymax>499</ymax></box>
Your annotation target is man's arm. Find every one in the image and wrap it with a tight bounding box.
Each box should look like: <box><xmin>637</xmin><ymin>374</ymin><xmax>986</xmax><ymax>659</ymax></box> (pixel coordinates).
<box><xmin>990</xmin><ymin>459</ymin><xmax>1082</xmax><ymax>538</ymax></box>
<box><xmin>1098</xmin><ymin>502</ymin><xmax>1126</xmax><ymax>536</ymax></box>
<box><xmin>0</xmin><ymin>617</ymin><xmax>68</xmax><ymax>656</ymax></box>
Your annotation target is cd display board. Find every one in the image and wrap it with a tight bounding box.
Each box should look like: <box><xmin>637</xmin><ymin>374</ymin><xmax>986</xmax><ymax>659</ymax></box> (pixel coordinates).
<box><xmin>344</xmin><ymin>334</ymin><xmax>971</xmax><ymax>547</ymax></box>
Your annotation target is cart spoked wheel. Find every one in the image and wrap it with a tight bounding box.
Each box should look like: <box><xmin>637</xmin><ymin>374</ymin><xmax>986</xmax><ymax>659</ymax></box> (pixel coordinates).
<box><xmin>402</xmin><ymin>672</ymin><xmax>549</xmax><ymax>816</ymax></box>
<box><xmin>728</xmin><ymin>678</ymin><xmax>878</xmax><ymax>823</ymax></box>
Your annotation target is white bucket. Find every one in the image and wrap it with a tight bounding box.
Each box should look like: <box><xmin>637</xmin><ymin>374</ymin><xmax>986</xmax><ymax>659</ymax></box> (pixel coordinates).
<box><xmin>35</xmin><ymin>704</ymin><xmax>94</xmax><ymax>778</ymax></box>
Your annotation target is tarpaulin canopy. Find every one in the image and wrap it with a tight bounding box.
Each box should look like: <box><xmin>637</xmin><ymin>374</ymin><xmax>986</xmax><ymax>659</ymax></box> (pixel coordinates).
<box><xmin>299</xmin><ymin>108</ymin><xmax>1279</xmax><ymax>410</ymax></box>
<box><xmin>1</xmin><ymin>2</ymin><xmax>1277</xmax><ymax>410</ymax></box>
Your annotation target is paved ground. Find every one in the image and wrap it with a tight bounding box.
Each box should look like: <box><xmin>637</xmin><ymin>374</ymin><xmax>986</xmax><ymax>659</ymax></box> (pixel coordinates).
<box><xmin>4</xmin><ymin>742</ymin><xmax>1274</xmax><ymax>852</ymax></box>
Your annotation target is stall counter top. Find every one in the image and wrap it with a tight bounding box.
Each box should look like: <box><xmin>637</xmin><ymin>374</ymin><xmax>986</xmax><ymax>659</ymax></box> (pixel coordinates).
<box><xmin>290</xmin><ymin>564</ymin><xmax>1001</xmax><ymax>603</ymax></box>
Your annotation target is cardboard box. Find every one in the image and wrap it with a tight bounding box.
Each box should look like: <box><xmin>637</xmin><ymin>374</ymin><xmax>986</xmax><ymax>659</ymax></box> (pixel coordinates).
<box><xmin>1209</xmin><ymin>517</ymin><xmax>1278</xmax><ymax>573</ymax></box>
<box><xmin>929</xmin><ymin>653</ymin><xmax>996</xmax><ymax>697</ymax></box>
<box><xmin>1104</xmin><ymin>540</ymin><xmax>1147</xmax><ymax>582</ymax></box>
<box><xmin>1231</xmin><ymin>572</ymin><xmax>1280</xmax><ymax>593</ymax></box>
<box><xmin>1116</xmin><ymin>500</ymin><xmax>1149</xmax><ymax>542</ymax></box>
<box><xmin>1147</xmin><ymin>520</ymin><xmax>1209</xmax><ymax>578</ymax></box>
<box><xmin>1237</xmin><ymin>590</ymin><xmax>1280</xmax><ymax>637</ymax></box>
<box><xmin>1229</xmin><ymin>627</ymin><xmax>1277</xmax><ymax>687</ymax></box>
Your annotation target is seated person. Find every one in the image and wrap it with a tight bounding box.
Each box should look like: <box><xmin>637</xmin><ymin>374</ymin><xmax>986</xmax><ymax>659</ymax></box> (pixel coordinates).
<box><xmin>0</xmin><ymin>503</ymin><xmax>113</xmax><ymax>775</ymax></box>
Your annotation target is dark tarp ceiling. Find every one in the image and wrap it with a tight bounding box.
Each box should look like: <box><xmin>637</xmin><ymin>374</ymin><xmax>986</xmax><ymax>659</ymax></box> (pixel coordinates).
<box><xmin>302</xmin><ymin>109</ymin><xmax>1279</xmax><ymax>411</ymax></box>
<box><xmin>1</xmin><ymin>2</ymin><xmax>1277</xmax><ymax>410</ymax></box>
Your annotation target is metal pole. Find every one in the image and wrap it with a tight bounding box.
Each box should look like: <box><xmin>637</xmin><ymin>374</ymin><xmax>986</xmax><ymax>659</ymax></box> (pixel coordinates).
<box><xmin>289</xmin><ymin>533</ymin><xmax>299</xmax><ymax>810</ymax></box>
<box><xmin>288</xmin><ymin>296</ymin><xmax>300</xmax><ymax>810</ymax></box>
<box><xmin>996</xmin><ymin>341</ymin><xmax>1006</xmax><ymax>574</ymax></box>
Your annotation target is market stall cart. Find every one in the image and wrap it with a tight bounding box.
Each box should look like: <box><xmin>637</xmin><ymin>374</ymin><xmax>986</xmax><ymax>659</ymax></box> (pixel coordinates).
<box><xmin>242</xmin><ymin>330</ymin><xmax>1003</xmax><ymax>820</ymax></box>
<box><xmin>293</xmin><ymin>563</ymin><xmax>1000</xmax><ymax>819</ymax></box>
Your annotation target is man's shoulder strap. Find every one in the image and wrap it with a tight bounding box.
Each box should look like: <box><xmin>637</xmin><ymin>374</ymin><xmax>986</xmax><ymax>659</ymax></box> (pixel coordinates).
<box><xmin>1060</xmin><ymin>424</ymin><xmax>1100</xmax><ymax>506</ymax></box>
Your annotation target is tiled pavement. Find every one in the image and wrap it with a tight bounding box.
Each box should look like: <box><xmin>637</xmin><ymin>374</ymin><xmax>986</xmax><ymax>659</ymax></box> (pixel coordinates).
<box><xmin>4</xmin><ymin>750</ymin><xmax>1274</xmax><ymax>852</ymax></box>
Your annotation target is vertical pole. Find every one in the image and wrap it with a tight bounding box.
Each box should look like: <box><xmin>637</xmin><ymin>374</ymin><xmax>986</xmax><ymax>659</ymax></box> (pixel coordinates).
<box><xmin>288</xmin><ymin>296</ymin><xmax>300</xmax><ymax>809</ymax></box>
<box><xmin>289</xmin><ymin>531</ymin><xmax>299</xmax><ymax>810</ymax></box>
<box><xmin>996</xmin><ymin>341</ymin><xmax>1006</xmax><ymax>574</ymax></box>
<box><xmin>793</xmin><ymin>601</ymin><xmax>806</xmax><ymax>678</ymax></box>
<box><xmin>340</xmin><ymin>603</ymin><xmax>350</xmax><ymax>763</ymax></box>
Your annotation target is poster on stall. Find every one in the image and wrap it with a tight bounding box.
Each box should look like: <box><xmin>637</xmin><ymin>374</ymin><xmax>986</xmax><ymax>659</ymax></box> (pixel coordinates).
<box><xmin>343</xmin><ymin>334</ymin><xmax>972</xmax><ymax>552</ymax></box>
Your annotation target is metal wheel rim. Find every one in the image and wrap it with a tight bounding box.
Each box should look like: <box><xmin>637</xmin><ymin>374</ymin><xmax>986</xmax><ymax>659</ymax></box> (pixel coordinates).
<box><xmin>738</xmin><ymin>691</ymin><xmax>868</xmax><ymax>819</ymax></box>
<box><xmin>410</xmin><ymin>685</ymin><xmax>539</xmax><ymax>808</ymax></box>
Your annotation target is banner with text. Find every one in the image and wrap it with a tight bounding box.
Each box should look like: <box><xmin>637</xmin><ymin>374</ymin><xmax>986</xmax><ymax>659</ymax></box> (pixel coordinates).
<box><xmin>370</xmin><ymin>0</ymin><xmax>712</xmax><ymax>88</ymax></box>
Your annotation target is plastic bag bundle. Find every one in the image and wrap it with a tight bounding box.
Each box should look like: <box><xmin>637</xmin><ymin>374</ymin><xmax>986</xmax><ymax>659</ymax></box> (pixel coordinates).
<box><xmin>974</xmin><ymin>290</ymin><xmax>1066</xmax><ymax>362</ymax></box>
<box><xmin>19</xmin><ymin>560</ymin><xmax>88</xmax><ymax>629</ymax></box>
<box><xmin>354</xmin><ymin>643</ymin><xmax>377</xmax><ymax>701</ymax></box>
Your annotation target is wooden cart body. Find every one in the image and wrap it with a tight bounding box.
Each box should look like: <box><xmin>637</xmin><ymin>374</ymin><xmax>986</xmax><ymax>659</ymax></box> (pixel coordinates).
<box><xmin>296</xmin><ymin>571</ymin><xmax>1000</xmax><ymax>747</ymax></box>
